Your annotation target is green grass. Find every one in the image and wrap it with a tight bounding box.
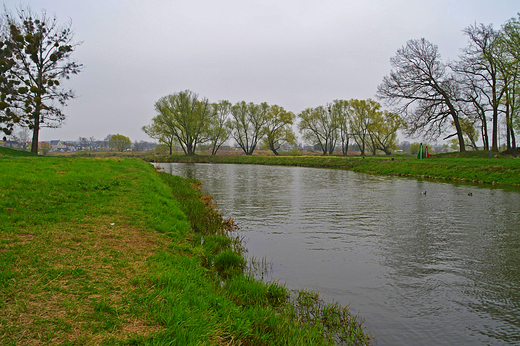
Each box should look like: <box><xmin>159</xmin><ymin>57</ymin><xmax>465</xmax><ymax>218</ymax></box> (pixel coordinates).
<box><xmin>148</xmin><ymin>152</ymin><xmax>520</xmax><ymax>186</ymax></box>
<box><xmin>0</xmin><ymin>146</ymin><xmax>35</xmax><ymax>157</ymax></box>
<box><xmin>0</xmin><ymin>153</ymin><xmax>371</xmax><ymax>345</ymax></box>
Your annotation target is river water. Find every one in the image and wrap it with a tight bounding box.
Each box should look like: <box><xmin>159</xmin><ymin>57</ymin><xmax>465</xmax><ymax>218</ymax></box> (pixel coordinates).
<box><xmin>155</xmin><ymin>162</ymin><xmax>520</xmax><ymax>345</ymax></box>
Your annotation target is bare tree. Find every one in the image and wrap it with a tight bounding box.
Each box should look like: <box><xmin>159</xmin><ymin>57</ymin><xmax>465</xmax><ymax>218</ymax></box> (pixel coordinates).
<box><xmin>377</xmin><ymin>38</ymin><xmax>466</xmax><ymax>152</ymax></box>
<box><xmin>452</xmin><ymin>23</ymin><xmax>505</xmax><ymax>152</ymax></box>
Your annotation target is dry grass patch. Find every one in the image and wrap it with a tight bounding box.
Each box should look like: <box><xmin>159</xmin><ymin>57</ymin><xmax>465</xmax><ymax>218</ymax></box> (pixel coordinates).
<box><xmin>0</xmin><ymin>216</ymin><xmax>170</xmax><ymax>345</ymax></box>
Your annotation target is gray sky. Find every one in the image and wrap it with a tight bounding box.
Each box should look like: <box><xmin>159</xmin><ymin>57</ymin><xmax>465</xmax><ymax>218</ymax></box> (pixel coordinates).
<box><xmin>3</xmin><ymin>0</ymin><xmax>518</xmax><ymax>143</ymax></box>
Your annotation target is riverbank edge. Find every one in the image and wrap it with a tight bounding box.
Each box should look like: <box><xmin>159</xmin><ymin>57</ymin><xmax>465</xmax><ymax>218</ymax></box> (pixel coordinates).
<box><xmin>0</xmin><ymin>153</ymin><xmax>372</xmax><ymax>345</ymax></box>
<box><xmin>148</xmin><ymin>154</ymin><xmax>520</xmax><ymax>187</ymax></box>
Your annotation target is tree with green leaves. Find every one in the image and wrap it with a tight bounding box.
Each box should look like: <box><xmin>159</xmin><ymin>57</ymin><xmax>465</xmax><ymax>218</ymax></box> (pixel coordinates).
<box><xmin>367</xmin><ymin>109</ymin><xmax>406</xmax><ymax>155</ymax></box>
<box><xmin>2</xmin><ymin>6</ymin><xmax>82</xmax><ymax>154</ymax></box>
<box><xmin>298</xmin><ymin>106</ymin><xmax>338</xmax><ymax>155</ymax></box>
<box><xmin>229</xmin><ymin>101</ymin><xmax>269</xmax><ymax>155</ymax></box>
<box><xmin>208</xmin><ymin>100</ymin><xmax>232</xmax><ymax>155</ymax></box>
<box><xmin>0</xmin><ymin>22</ymin><xmax>24</xmax><ymax>139</ymax></box>
<box><xmin>109</xmin><ymin>134</ymin><xmax>131</xmax><ymax>152</ymax></box>
<box><xmin>261</xmin><ymin>104</ymin><xmax>296</xmax><ymax>155</ymax></box>
<box><xmin>330</xmin><ymin>100</ymin><xmax>352</xmax><ymax>155</ymax></box>
<box><xmin>349</xmin><ymin>99</ymin><xmax>379</xmax><ymax>156</ymax></box>
<box><xmin>142</xmin><ymin>120</ymin><xmax>176</xmax><ymax>155</ymax></box>
<box><xmin>152</xmin><ymin>90</ymin><xmax>213</xmax><ymax>155</ymax></box>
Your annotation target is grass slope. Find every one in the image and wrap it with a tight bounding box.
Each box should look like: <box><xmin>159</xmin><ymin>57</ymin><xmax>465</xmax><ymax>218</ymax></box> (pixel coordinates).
<box><xmin>0</xmin><ymin>147</ymin><xmax>35</xmax><ymax>157</ymax></box>
<box><xmin>0</xmin><ymin>155</ymin><xmax>371</xmax><ymax>345</ymax></box>
<box><xmin>149</xmin><ymin>153</ymin><xmax>520</xmax><ymax>186</ymax></box>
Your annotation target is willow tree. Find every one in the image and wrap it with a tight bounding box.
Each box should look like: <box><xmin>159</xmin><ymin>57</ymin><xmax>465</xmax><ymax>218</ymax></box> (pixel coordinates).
<box><xmin>262</xmin><ymin>104</ymin><xmax>296</xmax><ymax>155</ymax></box>
<box><xmin>2</xmin><ymin>7</ymin><xmax>82</xmax><ymax>153</ymax></box>
<box><xmin>349</xmin><ymin>99</ymin><xmax>379</xmax><ymax>156</ymax></box>
<box><xmin>229</xmin><ymin>101</ymin><xmax>269</xmax><ymax>155</ymax></box>
<box><xmin>208</xmin><ymin>100</ymin><xmax>232</xmax><ymax>155</ymax></box>
<box><xmin>298</xmin><ymin>106</ymin><xmax>338</xmax><ymax>155</ymax></box>
<box><xmin>152</xmin><ymin>90</ymin><xmax>213</xmax><ymax>155</ymax></box>
<box><xmin>368</xmin><ymin>110</ymin><xmax>406</xmax><ymax>155</ymax></box>
<box><xmin>330</xmin><ymin>100</ymin><xmax>352</xmax><ymax>155</ymax></box>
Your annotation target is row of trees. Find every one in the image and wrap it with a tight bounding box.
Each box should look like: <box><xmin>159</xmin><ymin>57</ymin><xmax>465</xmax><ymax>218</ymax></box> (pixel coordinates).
<box><xmin>142</xmin><ymin>90</ymin><xmax>298</xmax><ymax>155</ymax></box>
<box><xmin>0</xmin><ymin>6</ymin><xmax>81</xmax><ymax>154</ymax></box>
<box><xmin>143</xmin><ymin>90</ymin><xmax>406</xmax><ymax>156</ymax></box>
<box><xmin>377</xmin><ymin>14</ymin><xmax>520</xmax><ymax>154</ymax></box>
<box><xmin>298</xmin><ymin>99</ymin><xmax>406</xmax><ymax>156</ymax></box>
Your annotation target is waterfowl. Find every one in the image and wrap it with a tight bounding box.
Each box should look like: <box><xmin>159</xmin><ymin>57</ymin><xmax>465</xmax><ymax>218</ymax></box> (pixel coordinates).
<box><xmin>421</xmin><ymin>191</ymin><xmax>427</xmax><ymax>195</ymax></box>
<box><xmin>468</xmin><ymin>193</ymin><xmax>473</xmax><ymax>196</ymax></box>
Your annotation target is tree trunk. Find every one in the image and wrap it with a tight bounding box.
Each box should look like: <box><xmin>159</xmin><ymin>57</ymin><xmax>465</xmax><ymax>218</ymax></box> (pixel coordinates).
<box><xmin>511</xmin><ymin>129</ymin><xmax>517</xmax><ymax>157</ymax></box>
<box><xmin>30</xmin><ymin>107</ymin><xmax>41</xmax><ymax>154</ymax></box>
<box><xmin>491</xmin><ymin>109</ymin><xmax>498</xmax><ymax>152</ymax></box>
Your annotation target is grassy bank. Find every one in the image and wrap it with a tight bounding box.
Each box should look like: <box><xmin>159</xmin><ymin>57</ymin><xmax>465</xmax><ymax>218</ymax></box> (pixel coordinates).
<box><xmin>0</xmin><ymin>148</ymin><xmax>371</xmax><ymax>345</ymax></box>
<box><xmin>149</xmin><ymin>152</ymin><xmax>520</xmax><ymax>186</ymax></box>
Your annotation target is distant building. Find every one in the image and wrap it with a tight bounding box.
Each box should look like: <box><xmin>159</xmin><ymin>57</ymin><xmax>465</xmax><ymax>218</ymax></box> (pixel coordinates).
<box><xmin>49</xmin><ymin>140</ymin><xmax>66</xmax><ymax>151</ymax></box>
<box><xmin>0</xmin><ymin>140</ymin><xmax>24</xmax><ymax>149</ymax></box>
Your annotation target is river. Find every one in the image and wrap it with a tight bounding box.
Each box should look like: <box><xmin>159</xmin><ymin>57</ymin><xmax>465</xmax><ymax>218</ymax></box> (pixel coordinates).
<box><xmin>155</xmin><ymin>162</ymin><xmax>520</xmax><ymax>345</ymax></box>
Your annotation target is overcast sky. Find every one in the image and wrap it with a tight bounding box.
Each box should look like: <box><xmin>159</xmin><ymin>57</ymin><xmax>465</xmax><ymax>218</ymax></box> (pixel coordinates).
<box><xmin>3</xmin><ymin>0</ymin><xmax>518</xmax><ymax>143</ymax></box>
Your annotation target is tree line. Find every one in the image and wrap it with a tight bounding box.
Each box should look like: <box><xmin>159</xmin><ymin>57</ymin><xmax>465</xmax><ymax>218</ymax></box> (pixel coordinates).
<box><xmin>142</xmin><ymin>90</ymin><xmax>406</xmax><ymax>156</ymax></box>
<box><xmin>378</xmin><ymin>14</ymin><xmax>520</xmax><ymax>154</ymax></box>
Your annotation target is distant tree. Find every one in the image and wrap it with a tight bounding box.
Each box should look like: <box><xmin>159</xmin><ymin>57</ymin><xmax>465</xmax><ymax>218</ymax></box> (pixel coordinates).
<box><xmin>399</xmin><ymin>140</ymin><xmax>411</xmax><ymax>153</ymax></box>
<box><xmin>142</xmin><ymin>120</ymin><xmax>176</xmax><ymax>154</ymax></box>
<box><xmin>455</xmin><ymin>118</ymin><xmax>480</xmax><ymax>150</ymax></box>
<box><xmin>261</xmin><ymin>104</ymin><xmax>296</xmax><ymax>155</ymax></box>
<box><xmin>349</xmin><ymin>99</ymin><xmax>380</xmax><ymax>156</ymax></box>
<box><xmin>78</xmin><ymin>136</ymin><xmax>89</xmax><ymax>149</ymax></box>
<box><xmin>298</xmin><ymin>106</ymin><xmax>338</xmax><ymax>155</ymax></box>
<box><xmin>110</xmin><ymin>134</ymin><xmax>131</xmax><ymax>152</ymax></box>
<box><xmin>2</xmin><ymin>6</ymin><xmax>82</xmax><ymax>154</ymax></box>
<box><xmin>152</xmin><ymin>90</ymin><xmax>212</xmax><ymax>155</ymax></box>
<box><xmin>39</xmin><ymin>141</ymin><xmax>50</xmax><ymax>155</ymax></box>
<box><xmin>377</xmin><ymin>38</ymin><xmax>466</xmax><ymax>152</ymax></box>
<box><xmin>409</xmin><ymin>142</ymin><xmax>432</xmax><ymax>155</ymax></box>
<box><xmin>9</xmin><ymin>125</ymin><xmax>31</xmax><ymax>150</ymax></box>
<box><xmin>331</xmin><ymin>100</ymin><xmax>352</xmax><ymax>155</ymax></box>
<box><xmin>208</xmin><ymin>100</ymin><xmax>232</xmax><ymax>155</ymax></box>
<box><xmin>408</xmin><ymin>142</ymin><xmax>420</xmax><ymax>155</ymax></box>
<box><xmin>368</xmin><ymin>110</ymin><xmax>407</xmax><ymax>155</ymax></box>
<box><xmin>229</xmin><ymin>101</ymin><xmax>269</xmax><ymax>155</ymax></box>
